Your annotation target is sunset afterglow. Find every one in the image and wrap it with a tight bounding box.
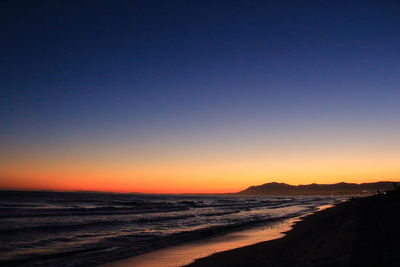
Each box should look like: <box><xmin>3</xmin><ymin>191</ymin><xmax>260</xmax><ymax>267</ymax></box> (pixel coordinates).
<box><xmin>1</xmin><ymin>1</ymin><xmax>399</xmax><ymax>193</ymax></box>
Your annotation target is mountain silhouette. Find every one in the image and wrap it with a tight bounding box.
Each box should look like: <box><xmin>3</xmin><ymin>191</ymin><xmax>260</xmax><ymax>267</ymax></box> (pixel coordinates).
<box><xmin>237</xmin><ymin>181</ymin><xmax>398</xmax><ymax>195</ymax></box>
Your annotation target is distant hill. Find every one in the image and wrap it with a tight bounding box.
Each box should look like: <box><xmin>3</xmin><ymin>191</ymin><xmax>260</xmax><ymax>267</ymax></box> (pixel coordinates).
<box><xmin>236</xmin><ymin>182</ymin><xmax>399</xmax><ymax>196</ymax></box>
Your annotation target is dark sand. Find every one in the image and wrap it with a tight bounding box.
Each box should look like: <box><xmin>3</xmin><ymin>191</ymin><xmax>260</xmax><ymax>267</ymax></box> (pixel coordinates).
<box><xmin>102</xmin><ymin>216</ymin><xmax>303</xmax><ymax>267</ymax></box>
<box><xmin>187</xmin><ymin>191</ymin><xmax>400</xmax><ymax>267</ymax></box>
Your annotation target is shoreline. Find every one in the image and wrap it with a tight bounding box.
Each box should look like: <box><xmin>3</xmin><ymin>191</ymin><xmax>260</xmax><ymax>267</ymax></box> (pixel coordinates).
<box><xmin>187</xmin><ymin>191</ymin><xmax>400</xmax><ymax>267</ymax></box>
<box><xmin>100</xmin><ymin>204</ymin><xmax>336</xmax><ymax>267</ymax></box>
<box><xmin>101</xmin><ymin>217</ymin><xmax>299</xmax><ymax>267</ymax></box>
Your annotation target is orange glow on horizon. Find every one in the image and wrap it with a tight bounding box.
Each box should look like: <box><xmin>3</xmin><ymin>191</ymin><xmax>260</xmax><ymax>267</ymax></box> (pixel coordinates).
<box><xmin>1</xmin><ymin>127</ymin><xmax>399</xmax><ymax>194</ymax></box>
<box><xmin>1</xmin><ymin>155</ymin><xmax>399</xmax><ymax>194</ymax></box>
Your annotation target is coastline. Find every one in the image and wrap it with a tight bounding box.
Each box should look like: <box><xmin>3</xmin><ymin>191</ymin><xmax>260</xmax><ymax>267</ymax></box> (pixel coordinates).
<box><xmin>101</xmin><ymin>204</ymin><xmax>335</xmax><ymax>267</ymax></box>
<box><xmin>101</xmin><ymin>217</ymin><xmax>297</xmax><ymax>267</ymax></box>
<box><xmin>0</xmin><ymin>193</ymin><xmax>338</xmax><ymax>266</ymax></box>
<box><xmin>187</xmin><ymin>191</ymin><xmax>400</xmax><ymax>267</ymax></box>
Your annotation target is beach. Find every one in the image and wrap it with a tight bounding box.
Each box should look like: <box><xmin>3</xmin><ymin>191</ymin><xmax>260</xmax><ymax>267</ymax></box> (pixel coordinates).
<box><xmin>187</xmin><ymin>191</ymin><xmax>400</xmax><ymax>267</ymax></box>
<box><xmin>2</xmin><ymin>191</ymin><xmax>399</xmax><ymax>266</ymax></box>
<box><xmin>102</xmin><ymin>217</ymin><xmax>297</xmax><ymax>267</ymax></box>
<box><xmin>0</xmin><ymin>192</ymin><xmax>336</xmax><ymax>266</ymax></box>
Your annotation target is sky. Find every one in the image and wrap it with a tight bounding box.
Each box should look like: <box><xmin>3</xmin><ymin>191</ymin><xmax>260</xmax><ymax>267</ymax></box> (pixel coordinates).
<box><xmin>1</xmin><ymin>0</ymin><xmax>400</xmax><ymax>193</ymax></box>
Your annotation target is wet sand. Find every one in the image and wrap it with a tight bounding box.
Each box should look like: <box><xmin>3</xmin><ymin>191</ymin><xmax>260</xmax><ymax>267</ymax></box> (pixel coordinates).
<box><xmin>102</xmin><ymin>204</ymin><xmax>334</xmax><ymax>267</ymax></box>
<box><xmin>187</xmin><ymin>191</ymin><xmax>400</xmax><ymax>267</ymax></box>
<box><xmin>102</xmin><ymin>216</ymin><xmax>302</xmax><ymax>267</ymax></box>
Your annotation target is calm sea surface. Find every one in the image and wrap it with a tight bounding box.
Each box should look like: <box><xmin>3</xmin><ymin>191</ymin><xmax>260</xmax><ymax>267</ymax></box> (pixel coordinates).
<box><xmin>0</xmin><ymin>191</ymin><xmax>340</xmax><ymax>266</ymax></box>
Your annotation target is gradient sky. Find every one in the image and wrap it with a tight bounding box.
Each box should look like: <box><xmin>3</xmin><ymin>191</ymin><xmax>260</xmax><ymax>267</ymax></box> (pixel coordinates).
<box><xmin>1</xmin><ymin>0</ymin><xmax>400</xmax><ymax>193</ymax></box>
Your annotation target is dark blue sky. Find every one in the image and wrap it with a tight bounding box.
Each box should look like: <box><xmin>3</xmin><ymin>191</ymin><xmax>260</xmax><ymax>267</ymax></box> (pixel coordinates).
<box><xmin>1</xmin><ymin>0</ymin><xmax>400</xmax><ymax>191</ymax></box>
<box><xmin>1</xmin><ymin>0</ymin><xmax>400</xmax><ymax>155</ymax></box>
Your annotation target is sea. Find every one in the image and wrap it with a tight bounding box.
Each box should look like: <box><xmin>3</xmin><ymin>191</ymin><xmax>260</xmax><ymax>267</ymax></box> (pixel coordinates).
<box><xmin>0</xmin><ymin>191</ymin><xmax>341</xmax><ymax>266</ymax></box>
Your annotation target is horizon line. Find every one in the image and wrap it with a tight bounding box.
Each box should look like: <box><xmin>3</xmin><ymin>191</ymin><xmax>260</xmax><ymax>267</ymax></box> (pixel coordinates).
<box><xmin>1</xmin><ymin>180</ymin><xmax>399</xmax><ymax>195</ymax></box>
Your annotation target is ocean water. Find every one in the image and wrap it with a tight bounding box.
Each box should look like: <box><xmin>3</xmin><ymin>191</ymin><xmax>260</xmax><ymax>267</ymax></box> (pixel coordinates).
<box><xmin>0</xmin><ymin>191</ymin><xmax>340</xmax><ymax>266</ymax></box>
